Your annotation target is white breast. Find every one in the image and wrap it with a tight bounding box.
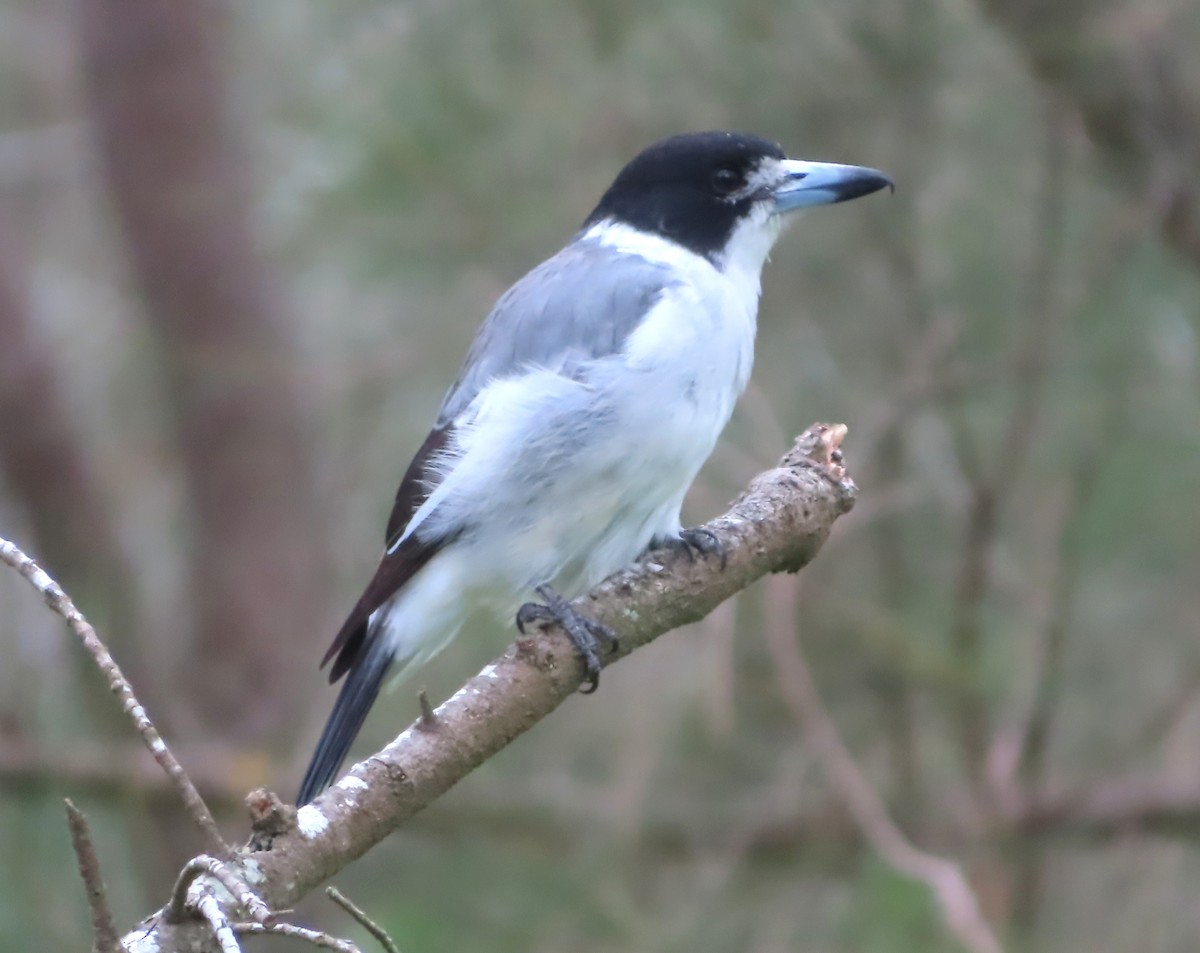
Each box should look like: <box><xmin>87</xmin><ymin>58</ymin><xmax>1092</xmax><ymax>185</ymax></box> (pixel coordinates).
<box><xmin>584</xmin><ymin>219</ymin><xmax>761</xmax><ymax>404</ymax></box>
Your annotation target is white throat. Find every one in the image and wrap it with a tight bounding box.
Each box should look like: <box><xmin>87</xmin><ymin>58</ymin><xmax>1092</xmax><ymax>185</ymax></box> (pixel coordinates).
<box><xmin>583</xmin><ymin>214</ymin><xmax>783</xmax><ymax>311</ymax></box>
<box><xmin>712</xmin><ymin>202</ymin><xmax>786</xmax><ymax>296</ymax></box>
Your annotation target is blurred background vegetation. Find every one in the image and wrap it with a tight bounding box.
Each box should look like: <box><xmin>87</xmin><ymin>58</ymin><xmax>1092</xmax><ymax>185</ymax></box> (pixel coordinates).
<box><xmin>1</xmin><ymin>0</ymin><xmax>1199</xmax><ymax>949</ymax></box>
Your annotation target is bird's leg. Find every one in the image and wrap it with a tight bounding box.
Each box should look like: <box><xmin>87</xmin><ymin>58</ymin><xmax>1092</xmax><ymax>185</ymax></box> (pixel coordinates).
<box><xmin>649</xmin><ymin>527</ymin><xmax>727</xmax><ymax>570</ymax></box>
<box><xmin>516</xmin><ymin>585</ymin><xmax>618</xmax><ymax>693</ymax></box>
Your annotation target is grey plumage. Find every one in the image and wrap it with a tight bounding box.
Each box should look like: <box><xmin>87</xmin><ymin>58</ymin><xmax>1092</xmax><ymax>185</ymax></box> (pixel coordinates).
<box><xmin>437</xmin><ymin>239</ymin><xmax>676</xmax><ymax>426</ymax></box>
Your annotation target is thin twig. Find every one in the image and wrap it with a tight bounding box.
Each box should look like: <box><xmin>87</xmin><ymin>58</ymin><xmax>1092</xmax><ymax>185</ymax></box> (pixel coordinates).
<box><xmin>196</xmin><ymin>886</ymin><xmax>243</xmax><ymax>953</ymax></box>
<box><xmin>763</xmin><ymin>575</ymin><xmax>1003</xmax><ymax>953</ymax></box>
<box><xmin>64</xmin><ymin>799</ymin><xmax>121</xmax><ymax>953</ymax></box>
<box><xmin>232</xmin><ymin>920</ymin><xmax>361</xmax><ymax>952</ymax></box>
<box><xmin>0</xmin><ymin>536</ymin><xmax>230</xmax><ymax>858</ymax></box>
<box><xmin>167</xmin><ymin>855</ymin><xmax>272</xmax><ymax>924</ymax></box>
<box><xmin>327</xmin><ymin>886</ymin><xmax>401</xmax><ymax>953</ymax></box>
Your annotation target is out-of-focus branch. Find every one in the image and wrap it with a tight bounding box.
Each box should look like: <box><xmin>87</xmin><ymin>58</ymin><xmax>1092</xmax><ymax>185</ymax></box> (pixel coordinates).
<box><xmin>1016</xmin><ymin>775</ymin><xmax>1200</xmax><ymax>839</ymax></box>
<box><xmin>120</xmin><ymin>423</ymin><xmax>857</xmax><ymax>951</ymax></box>
<box><xmin>946</xmin><ymin>98</ymin><xmax>1072</xmax><ymax>791</ymax></box>
<box><xmin>0</xmin><ymin>738</ymin><xmax>263</xmax><ymax>807</ymax></box>
<box><xmin>0</xmin><ymin>535</ymin><xmax>229</xmax><ymax>858</ymax></box>
<box><xmin>977</xmin><ymin>0</ymin><xmax>1200</xmax><ymax>271</ymax></box>
<box><xmin>78</xmin><ymin>0</ymin><xmax>330</xmax><ymax>746</ymax></box>
<box><xmin>0</xmin><ymin>217</ymin><xmax>137</xmax><ymax>641</ymax></box>
<box><xmin>762</xmin><ymin>574</ymin><xmax>1004</xmax><ymax>953</ymax></box>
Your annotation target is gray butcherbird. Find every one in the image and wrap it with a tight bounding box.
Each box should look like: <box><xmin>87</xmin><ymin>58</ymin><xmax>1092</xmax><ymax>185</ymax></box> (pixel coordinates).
<box><xmin>297</xmin><ymin>131</ymin><xmax>891</xmax><ymax>805</ymax></box>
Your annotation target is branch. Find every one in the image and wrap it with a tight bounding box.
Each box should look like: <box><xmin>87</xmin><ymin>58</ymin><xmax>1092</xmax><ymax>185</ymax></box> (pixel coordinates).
<box><xmin>194</xmin><ymin>887</ymin><xmax>242</xmax><ymax>953</ymax></box>
<box><xmin>166</xmin><ymin>856</ymin><xmax>272</xmax><ymax>925</ymax></box>
<box><xmin>230</xmin><ymin>921</ymin><xmax>359</xmax><ymax>953</ymax></box>
<box><xmin>121</xmin><ymin>423</ymin><xmax>857</xmax><ymax>949</ymax></box>
<box><xmin>0</xmin><ymin>536</ymin><xmax>230</xmax><ymax>858</ymax></box>
<box><xmin>0</xmin><ymin>738</ymin><xmax>253</xmax><ymax>807</ymax></box>
<box><xmin>0</xmin><ymin>216</ymin><xmax>137</xmax><ymax>632</ymax></box>
<box><xmin>977</xmin><ymin>0</ymin><xmax>1200</xmax><ymax>270</ymax></box>
<box><xmin>65</xmin><ymin>799</ymin><xmax>122</xmax><ymax>953</ymax></box>
<box><xmin>80</xmin><ymin>0</ymin><xmax>331</xmax><ymax>746</ymax></box>
<box><xmin>762</xmin><ymin>575</ymin><xmax>1004</xmax><ymax>953</ymax></box>
<box><xmin>1015</xmin><ymin>775</ymin><xmax>1200</xmax><ymax>840</ymax></box>
<box><xmin>326</xmin><ymin>887</ymin><xmax>400</xmax><ymax>953</ymax></box>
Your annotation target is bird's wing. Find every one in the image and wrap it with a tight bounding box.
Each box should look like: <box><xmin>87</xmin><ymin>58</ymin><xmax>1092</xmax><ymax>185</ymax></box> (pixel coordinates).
<box><xmin>321</xmin><ymin>239</ymin><xmax>674</xmax><ymax>682</ymax></box>
<box><xmin>435</xmin><ymin>239</ymin><xmax>675</xmax><ymax>425</ymax></box>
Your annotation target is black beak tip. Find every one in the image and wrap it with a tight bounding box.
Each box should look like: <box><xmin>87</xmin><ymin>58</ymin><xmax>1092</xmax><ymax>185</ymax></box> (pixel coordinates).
<box><xmin>835</xmin><ymin>170</ymin><xmax>894</xmax><ymax>203</ymax></box>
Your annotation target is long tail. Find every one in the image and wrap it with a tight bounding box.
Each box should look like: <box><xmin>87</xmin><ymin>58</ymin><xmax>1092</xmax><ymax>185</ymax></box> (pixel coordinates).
<box><xmin>296</xmin><ymin>630</ymin><xmax>395</xmax><ymax>805</ymax></box>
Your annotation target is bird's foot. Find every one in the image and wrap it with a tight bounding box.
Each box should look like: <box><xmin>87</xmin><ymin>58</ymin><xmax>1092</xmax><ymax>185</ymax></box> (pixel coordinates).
<box><xmin>651</xmin><ymin>527</ymin><xmax>727</xmax><ymax>570</ymax></box>
<box><xmin>516</xmin><ymin>584</ymin><xmax>618</xmax><ymax>693</ymax></box>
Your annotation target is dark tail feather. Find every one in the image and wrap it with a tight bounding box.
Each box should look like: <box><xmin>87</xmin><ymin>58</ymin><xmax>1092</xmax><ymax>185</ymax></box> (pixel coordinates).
<box><xmin>296</xmin><ymin>635</ymin><xmax>394</xmax><ymax>805</ymax></box>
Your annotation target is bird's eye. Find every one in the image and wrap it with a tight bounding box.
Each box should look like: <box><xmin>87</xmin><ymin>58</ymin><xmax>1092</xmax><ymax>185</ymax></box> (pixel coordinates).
<box><xmin>711</xmin><ymin>168</ymin><xmax>740</xmax><ymax>195</ymax></box>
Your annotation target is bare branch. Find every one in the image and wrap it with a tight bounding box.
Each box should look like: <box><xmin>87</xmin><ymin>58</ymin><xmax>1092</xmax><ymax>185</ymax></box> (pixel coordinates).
<box><xmin>763</xmin><ymin>575</ymin><xmax>1003</xmax><ymax>953</ymax></box>
<box><xmin>121</xmin><ymin>423</ymin><xmax>856</xmax><ymax>949</ymax></box>
<box><xmin>977</xmin><ymin>0</ymin><xmax>1200</xmax><ymax>271</ymax></box>
<box><xmin>64</xmin><ymin>799</ymin><xmax>121</xmax><ymax>953</ymax></box>
<box><xmin>0</xmin><ymin>738</ymin><xmax>252</xmax><ymax>807</ymax></box>
<box><xmin>946</xmin><ymin>96</ymin><xmax>1074</xmax><ymax>792</ymax></box>
<box><xmin>232</xmin><ymin>921</ymin><xmax>360</xmax><ymax>953</ymax></box>
<box><xmin>80</xmin><ymin>0</ymin><xmax>331</xmax><ymax>747</ymax></box>
<box><xmin>327</xmin><ymin>887</ymin><xmax>400</xmax><ymax>953</ymax></box>
<box><xmin>0</xmin><ymin>217</ymin><xmax>137</xmax><ymax>637</ymax></box>
<box><xmin>0</xmin><ymin>535</ymin><xmax>229</xmax><ymax>858</ymax></box>
<box><xmin>195</xmin><ymin>887</ymin><xmax>242</xmax><ymax>953</ymax></box>
<box><xmin>167</xmin><ymin>855</ymin><xmax>272</xmax><ymax>925</ymax></box>
<box><xmin>1016</xmin><ymin>775</ymin><xmax>1200</xmax><ymax>840</ymax></box>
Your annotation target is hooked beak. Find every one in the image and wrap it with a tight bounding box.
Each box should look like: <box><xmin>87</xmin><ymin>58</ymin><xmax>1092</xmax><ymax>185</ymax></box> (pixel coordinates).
<box><xmin>772</xmin><ymin>159</ymin><xmax>893</xmax><ymax>214</ymax></box>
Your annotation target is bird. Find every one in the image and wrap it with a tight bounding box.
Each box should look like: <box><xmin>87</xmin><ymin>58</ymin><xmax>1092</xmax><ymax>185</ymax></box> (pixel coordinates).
<box><xmin>296</xmin><ymin>130</ymin><xmax>891</xmax><ymax>805</ymax></box>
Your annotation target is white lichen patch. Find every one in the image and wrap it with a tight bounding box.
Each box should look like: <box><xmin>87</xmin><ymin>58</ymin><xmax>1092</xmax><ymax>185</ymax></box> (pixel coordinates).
<box><xmin>124</xmin><ymin>927</ymin><xmax>159</xmax><ymax>953</ymax></box>
<box><xmin>447</xmin><ymin>684</ymin><xmax>480</xmax><ymax>704</ymax></box>
<box><xmin>478</xmin><ymin>663</ymin><xmax>501</xmax><ymax>680</ymax></box>
<box><xmin>29</xmin><ymin>565</ymin><xmax>55</xmax><ymax>593</ymax></box>
<box><xmin>241</xmin><ymin>858</ymin><xmax>264</xmax><ymax>884</ymax></box>
<box><xmin>383</xmin><ymin>727</ymin><xmax>414</xmax><ymax>754</ymax></box>
<box><xmin>337</xmin><ymin>775</ymin><xmax>368</xmax><ymax>791</ymax></box>
<box><xmin>296</xmin><ymin>804</ymin><xmax>329</xmax><ymax>838</ymax></box>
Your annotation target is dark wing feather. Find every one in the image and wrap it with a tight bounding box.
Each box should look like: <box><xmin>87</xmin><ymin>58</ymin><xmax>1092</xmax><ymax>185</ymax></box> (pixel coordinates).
<box><xmin>321</xmin><ymin>426</ymin><xmax>453</xmax><ymax>681</ymax></box>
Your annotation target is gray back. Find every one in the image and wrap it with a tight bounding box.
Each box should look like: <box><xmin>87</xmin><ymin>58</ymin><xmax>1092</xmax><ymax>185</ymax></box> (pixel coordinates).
<box><xmin>436</xmin><ymin>238</ymin><xmax>676</xmax><ymax>427</ymax></box>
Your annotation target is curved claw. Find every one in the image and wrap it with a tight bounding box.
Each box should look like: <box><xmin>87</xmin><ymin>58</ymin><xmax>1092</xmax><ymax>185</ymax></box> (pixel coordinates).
<box><xmin>678</xmin><ymin>527</ymin><xmax>727</xmax><ymax>569</ymax></box>
<box><xmin>515</xmin><ymin>585</ymin><xmax>618</xmax><ymax>692</ymax></box>
<box><xmin>652</xmin><ymin>527</ymin><xmax>727</xmax><ymax>570</ymax></box>
<box><xmin>516</xmin><ymin>601</ymin><xmax>554</xmax><ymax>635</ymax></box>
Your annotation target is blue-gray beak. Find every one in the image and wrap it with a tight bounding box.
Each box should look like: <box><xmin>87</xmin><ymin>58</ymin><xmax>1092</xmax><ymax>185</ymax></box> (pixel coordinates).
<box><xmin>772</xmin><ymin>159</ymin><xmax>893</xmax><ymax>213</ymax></box>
